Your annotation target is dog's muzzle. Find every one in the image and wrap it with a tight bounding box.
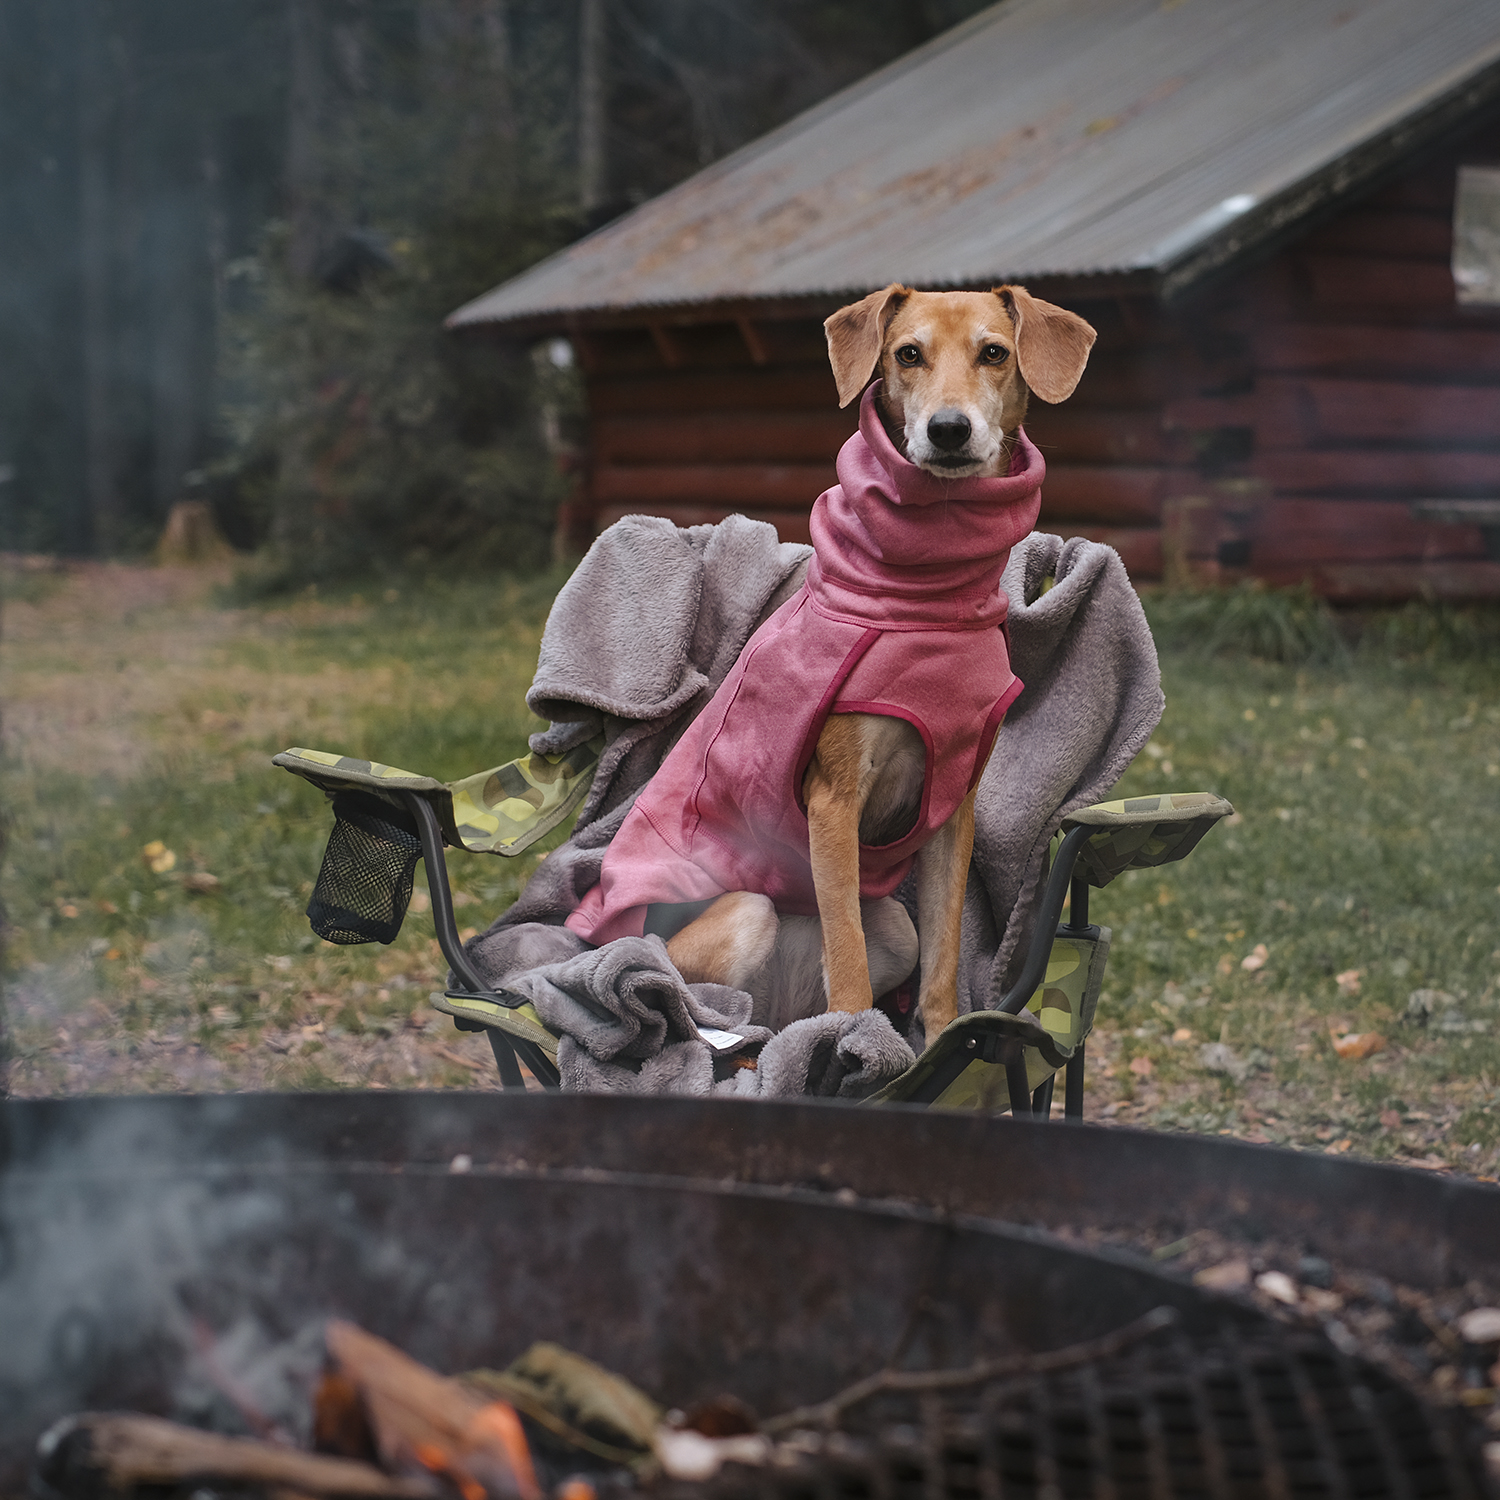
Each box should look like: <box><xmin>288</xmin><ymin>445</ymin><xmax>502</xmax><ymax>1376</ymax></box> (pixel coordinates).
<box><xmin>926</xmin><ymin>408</ymin><xmax>972</xmax><ymax>453</ymax></box>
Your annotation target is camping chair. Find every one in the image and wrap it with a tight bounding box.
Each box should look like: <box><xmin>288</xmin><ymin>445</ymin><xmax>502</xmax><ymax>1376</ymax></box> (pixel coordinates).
<box><xmin>274</xmin><ymin>743</ymin><xmax>1232</xmax><ymax>1113</ymax></box>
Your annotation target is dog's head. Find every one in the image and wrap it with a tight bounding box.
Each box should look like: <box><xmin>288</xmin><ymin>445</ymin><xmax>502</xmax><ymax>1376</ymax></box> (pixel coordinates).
<box><xmin>824</xmin><ymin>286</ymin><xmax>1096</xmax><ymax>478</ymax></box>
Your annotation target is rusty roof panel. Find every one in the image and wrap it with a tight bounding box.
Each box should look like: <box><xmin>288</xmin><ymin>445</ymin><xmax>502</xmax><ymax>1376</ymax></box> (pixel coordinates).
<box><xmin>448</xmin><ymin>0</ymin><xmax>1500</xmax><ymax>330</ymax></box>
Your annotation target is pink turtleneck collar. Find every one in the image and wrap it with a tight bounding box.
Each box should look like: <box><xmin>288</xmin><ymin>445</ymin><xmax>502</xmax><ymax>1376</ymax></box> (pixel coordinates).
<box><xmin>805</xmin><ymin>382</ymin><xmax>1044</xmax><ymax>631</ymax></box>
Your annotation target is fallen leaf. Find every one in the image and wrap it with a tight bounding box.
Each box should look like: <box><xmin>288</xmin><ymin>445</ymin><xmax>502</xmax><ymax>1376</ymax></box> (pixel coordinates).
<box><xmin>96</xmin><ymin>898</ymin><xmax>119</xmax><ymax>914</ymax></box>
<box><xmin>182</xmin><ymin>872</ymin><xmax>221</xmax><ymax>894</ymax></box>
<box><xmin>1256</xmin><ymin>1271</ymin><xmax>1299</xmax><ymax>1305</ymax></box>
<box><xmin>1379</xmin><ymin>1109</ymin><xmax>1402</xmax><ymax>1129</ymax></box>
<box><xmin>141</xmin><ymin>840</ymin><xmax>177</xmax><ymax>874</ymax></box>
<box><xmin>1195</xmin><ymin>1260</ymin><xmax>1251</xmax><ymax>1291</ymax></box>
<box><xmin>1304</xmin><ymin>1288</ymin><xmax>1344</xmax><ymax>1314</ymax></box>
<box><xmin>104</xmin><ymin>947</ymin><xmax>122</xmax><ymax>961</ymax></box>
<box><xmin>1216</xmin><ymin>955</ymin><xmax>1235</xmax><ymax>976</ymax></box>
<box><xmin>1241</xmin><ymin>944</ymin><xmax>1268</xmax><ymax>972</ymax></box>
<box><xmin>1171</xmin><ymin>1027</ymin><xmax>1193</xmax><ymax>1042</ymax></box>
<box><xmin>1335</xmin><ymin>968</ymin><xmax>1362</xmax><ymax>996</ymax></box>
<box><xmin>1331</xmin><ymin>1031</ymin><xmax>1387</xmax><ymax>1060</ymax></box>
<box><xmin>58</xmin><ymin>902</ymin><xmax>79</xmax><ymax>918</ymax></box>
<box><xmin>1324</xmin><ymin>1138</ymin><xmax>1353</xmax><ymax>1154</ymax></box>
<box><xmin>1129</xmin><ymin>1055</ymin><xmax>1154</xmax><ymax>1078</ymax></box>
<box><xmin>1457</xmin><ymin>1307</ymin><xmax>1500</xmax><ymax>1344</ymax></box>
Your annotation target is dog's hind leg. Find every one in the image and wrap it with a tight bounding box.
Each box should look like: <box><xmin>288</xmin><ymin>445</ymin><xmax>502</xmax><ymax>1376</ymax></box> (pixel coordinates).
<box><xmin>665</xmin><ymin>890</ymin><xmax>779</xmax><ymax>990</ymax></box>
<box><xmin>747</xmin><ymin>898</ymin><xmax>918</xmax><ymax>1031</ymax></box>
<box><xmin>864</xmin><ymin>896</ymin><xmax>919</xmax><ymax>998</ymax></box>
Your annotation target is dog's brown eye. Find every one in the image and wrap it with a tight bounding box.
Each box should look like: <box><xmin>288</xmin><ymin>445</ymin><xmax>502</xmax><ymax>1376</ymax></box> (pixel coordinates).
<box><xmin>980</xmin><ymin>343</ymin><xmax>1009</xmax><ymax>365</ymax></box>
<box><xmin>894</xmin><ymin>344</ymin><xmax>922</xmax><ymax>367</ymax></box>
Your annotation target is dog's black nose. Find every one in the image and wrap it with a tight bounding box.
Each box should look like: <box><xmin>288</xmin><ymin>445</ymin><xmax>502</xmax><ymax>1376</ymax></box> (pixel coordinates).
<box><xmin>926</xmin><ymin>409</ymin><xmax>972</xmax><ymax>452</ymax></box>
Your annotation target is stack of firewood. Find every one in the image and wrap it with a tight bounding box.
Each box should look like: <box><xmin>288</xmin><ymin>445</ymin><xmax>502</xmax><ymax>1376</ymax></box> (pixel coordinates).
<box><xmin>36</xmin><ymin>1322</ymin><xmax>551</xmax><ymax>1500</ymax></box>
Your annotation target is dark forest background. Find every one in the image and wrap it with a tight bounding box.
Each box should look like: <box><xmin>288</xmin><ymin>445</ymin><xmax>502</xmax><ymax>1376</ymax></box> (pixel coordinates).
<box><xmin>0</xmin><ymin>0</ymin><xmax>991</xmax><ymax>580</ymax></box>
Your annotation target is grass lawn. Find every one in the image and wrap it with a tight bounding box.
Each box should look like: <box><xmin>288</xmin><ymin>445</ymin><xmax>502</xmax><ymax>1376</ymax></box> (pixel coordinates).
<box><xmin>3</xmin><ymin>556</ymin><xmax>1498</xmax><ymax>1177</ymax></box>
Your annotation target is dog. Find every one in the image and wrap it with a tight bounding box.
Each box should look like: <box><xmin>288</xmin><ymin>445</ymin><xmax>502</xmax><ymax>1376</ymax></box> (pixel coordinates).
<box><xmin>566</xmin><ymin>285</ymin><xmax>1095</xmax><ymax>1045</ymax></box>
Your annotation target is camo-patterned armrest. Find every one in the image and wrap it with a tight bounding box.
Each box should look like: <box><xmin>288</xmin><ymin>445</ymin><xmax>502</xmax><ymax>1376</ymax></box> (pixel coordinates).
<box><xmin>431</xmin><ymin>990</ymin><xmax>560</xmax><ymax>1060</ymax></box>
<box><xmin>272</xmin><ymin>737</ymin><xmax>603</xmax><ymax>857</ymax></box>
<box><xmin>1063</xmin><ymin>791</ymin><xmax>1234</xmax><ymax>888</ymax></box>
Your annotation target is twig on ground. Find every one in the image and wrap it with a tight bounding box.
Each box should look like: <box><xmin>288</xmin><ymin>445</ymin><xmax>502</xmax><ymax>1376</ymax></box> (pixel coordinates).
<box><xmin>432</xmin><ymin>1044</ymin><xmax>487</xmax><ymax>1073</ymax></box>
<box><xmin>761</xmin><ymin>1305</ymin><xmax>1179</xmax><ymax>1434</ymax></box>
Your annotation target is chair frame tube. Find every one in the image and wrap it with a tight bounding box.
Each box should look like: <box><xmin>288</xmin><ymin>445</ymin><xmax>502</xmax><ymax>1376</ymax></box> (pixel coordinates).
<box><xmin>401</xmin><ymin>792</ymin><xmax>560</xmax><ymax>1092</ymax></box>
<box><xmin>406</xmin><ymin>797</ymin><xmax>1101</xmax><ymax>1109</ymax></box>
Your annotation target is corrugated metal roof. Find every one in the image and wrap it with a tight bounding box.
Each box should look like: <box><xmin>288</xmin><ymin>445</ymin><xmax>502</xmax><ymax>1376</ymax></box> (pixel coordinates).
<box><xmin>448</xmin><ymin>0</ymin><xmax>1500</xmax><ymax>330</ymax></box>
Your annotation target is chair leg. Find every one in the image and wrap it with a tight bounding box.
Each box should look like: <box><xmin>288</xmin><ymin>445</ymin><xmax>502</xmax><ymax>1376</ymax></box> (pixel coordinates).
<box><xmin>1031</xmin><ymin>1073</ymin><xmax>1055</xmax><ymax>1119</ymax></box>
<box><xmin>513</xmin><ymin>1036</ymin><xmax>561</xmax><ymax>1091</ymax></box>
<box><xmin>1004</xmin><ymin>1044</ymin><xmax>1033</xmax><ymax>1116</ymax></box>
<box><xmin>486</xmin><ymin>1030</ymin><xmax>528</xmax><ymax>1091</ymax></box>
<box><xmin>1065</xmin><ymin>1042</ymin><xmax>1086</xmax><ymax>1119</ymax></box>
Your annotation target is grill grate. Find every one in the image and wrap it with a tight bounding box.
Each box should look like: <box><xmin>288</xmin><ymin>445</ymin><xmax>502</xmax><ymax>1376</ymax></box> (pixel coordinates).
<box><xmin>686</xmin><ymin>1329</ymin><xmax>1487</xmax><ymax>1500</ymax></box>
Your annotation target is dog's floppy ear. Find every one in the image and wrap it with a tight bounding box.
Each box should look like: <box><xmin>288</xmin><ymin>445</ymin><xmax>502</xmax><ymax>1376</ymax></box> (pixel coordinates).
<box><xmin>994</xmin><ymin>285</ymin><xmax>1096</xmax><ymax>403</ymax></box>
<box><xmin>824</xmin><ymin>284</ymin><xmax>910</xmax><ymax>408</ymax></box>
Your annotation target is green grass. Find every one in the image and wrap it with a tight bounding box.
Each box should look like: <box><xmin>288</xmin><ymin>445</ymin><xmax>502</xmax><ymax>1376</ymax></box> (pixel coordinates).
<box><xmin>3</xmin><ymin>562</ymin><xmax>1498</xmax><ymax>1175</ymax></box>
<box><xmin>1</xmin><ymin>562</ymin><xmax>574</xmax><ymax>1093</ymax></box>
<box><xmin>1084</xmin><ymin>591</ymin><xmax>1500</xmax><ymax>1171</ymax></box>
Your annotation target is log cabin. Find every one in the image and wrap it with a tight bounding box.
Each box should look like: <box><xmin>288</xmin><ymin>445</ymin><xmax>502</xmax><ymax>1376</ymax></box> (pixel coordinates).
<box><xmin>449</xmin><ymin>0</ymin><xmax>1500</xmax><ymax>602</ymax></box>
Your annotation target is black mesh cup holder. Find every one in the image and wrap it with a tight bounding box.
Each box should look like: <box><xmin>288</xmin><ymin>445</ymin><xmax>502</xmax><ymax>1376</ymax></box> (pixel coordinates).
<box><xmin>306</xmin><ymin>791</ymin><xmax>423</xmax><ymax>945</ymax></box>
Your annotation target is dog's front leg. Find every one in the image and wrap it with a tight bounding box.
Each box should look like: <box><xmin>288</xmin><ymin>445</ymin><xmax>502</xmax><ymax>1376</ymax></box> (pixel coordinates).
<box><xmin>803</xmin><ymin>719</ymin><xmax>874</xmax><ymax>1013</ymax></box>
<box><xmin>914</xmin><ymin>787</ymin><xmax>977</xmax><ymax>1042</ymax></box>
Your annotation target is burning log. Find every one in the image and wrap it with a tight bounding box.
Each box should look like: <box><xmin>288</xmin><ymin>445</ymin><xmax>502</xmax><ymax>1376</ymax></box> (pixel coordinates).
<box><xmin>324</xmin><ymin>1322</ymin><xmax>539</xmax><ymax>1500</ymax></box>
<box><xmin>34</xmin><ymin>1413</ymin><xmax>435</xmax><ymax>1498</ymax></box>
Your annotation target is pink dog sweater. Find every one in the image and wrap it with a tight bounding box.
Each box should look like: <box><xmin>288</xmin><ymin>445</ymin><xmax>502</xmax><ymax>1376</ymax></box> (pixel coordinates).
<box><xmin>567</xmin><ymin>383</ymin><xmax>1045</xmax><ymax>946</ymax></box>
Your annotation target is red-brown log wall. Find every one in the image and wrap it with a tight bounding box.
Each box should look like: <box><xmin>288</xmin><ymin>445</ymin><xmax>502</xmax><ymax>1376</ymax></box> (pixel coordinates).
<box><xmin>1152</xmin><ymin>117</ymin><xmax>1500</xmax><ymax>600</ymax></box>
<box><xmin>565</xmin><ymin>113</ymin><xmax>1500</xmax><ymax>600</ymax></box>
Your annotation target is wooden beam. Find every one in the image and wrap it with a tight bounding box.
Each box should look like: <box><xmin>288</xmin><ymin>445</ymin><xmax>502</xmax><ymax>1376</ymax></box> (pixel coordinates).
<box><xmin>592</xmin><ymin>502</ymin><xmax>813</xmax><ymax>546</ymax></box>
<box><xmin>588</xmin><ymin>366</ymin><xmax>836</xmax><ymax>415</ymax></box>
<box><xmin>591</xmin><ymin>461</ymin><xmax>835</xmax><ymax>508</ymax></box>
<box><xmin>593</xmin><ymin>409</ymin><xmax>855</xmax><ymax>463</ymax></box>
<box><xmin>647</xmin><ymin>323</ymin><xmax>688</xmax><ymax>369</ymax></box>
<box><xmin>1253</xmin><ymin>560</ymin><xmax>1500</xmax><ymax>603</ymax></box>
<box><xmin>736</xmin><ymin>316</ymin><xmax>772</xmax><ymax>365</ymax></box>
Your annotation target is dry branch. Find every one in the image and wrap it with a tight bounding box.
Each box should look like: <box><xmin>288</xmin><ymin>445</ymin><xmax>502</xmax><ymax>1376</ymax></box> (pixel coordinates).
<box><xmin>40</xmin><ymin>1413</ymin><xmax>433</xmax><ymax>1497</ymax></box>
<box><xmin>761</xmin><ymin>1305</ymin><xmax>1180</xmax><ymax>1434</ymax></box>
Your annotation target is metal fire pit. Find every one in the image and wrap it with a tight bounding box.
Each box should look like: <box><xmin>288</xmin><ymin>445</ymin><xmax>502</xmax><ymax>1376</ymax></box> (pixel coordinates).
<box><xmin>2</xmin><ymin>1095</ymin><xmax>1497</xmax><ymax>1500</ymax></box>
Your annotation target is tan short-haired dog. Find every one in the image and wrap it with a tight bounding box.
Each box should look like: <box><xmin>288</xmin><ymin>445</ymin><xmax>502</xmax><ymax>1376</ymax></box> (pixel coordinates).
<box><xmin>585</xmin><ymin>285</ymin><xmax>1095</xmax><ymax>1044</ymax></box>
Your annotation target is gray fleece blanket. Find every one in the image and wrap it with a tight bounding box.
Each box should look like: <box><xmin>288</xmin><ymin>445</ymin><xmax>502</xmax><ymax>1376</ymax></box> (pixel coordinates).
<box><xmin>463</xmin><ymin>516</ymin><xmax>1161</xmax><ymax>1094</ymax></box>
<box><xmin>474</xmin><ymin>923</ymin><xmax>914</xmax><ymax>1098</ymax></box>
